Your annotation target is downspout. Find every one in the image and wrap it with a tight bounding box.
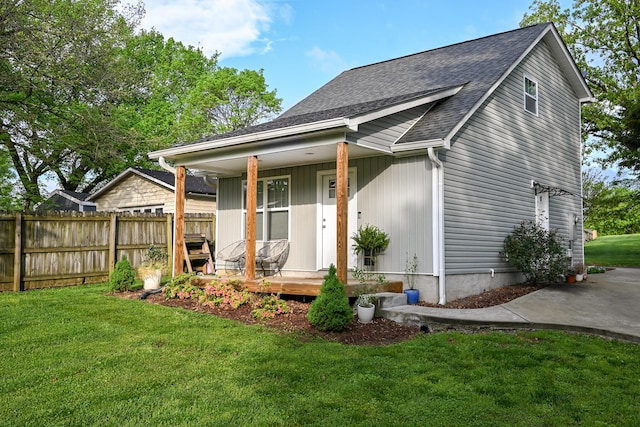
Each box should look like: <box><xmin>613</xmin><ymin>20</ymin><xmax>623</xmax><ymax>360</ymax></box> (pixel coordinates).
<box><xmin>158</xmin><ymin>156</ymin><xmax>177</xmax><ymax>276</ymax></box>
<box><xmin>427</xmin><ymin>148</ymin><xmax>446</xmax><ymax>305</ymax></box>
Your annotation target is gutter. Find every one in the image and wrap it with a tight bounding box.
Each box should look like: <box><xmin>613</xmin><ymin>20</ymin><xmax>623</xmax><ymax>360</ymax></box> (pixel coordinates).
<box><xmin>428</xmin><ymin>148</ymin><xmax>446</xmax><ymax>305</ymax></box>
<box><xmin>158</xmin><ymin>156</ymin><xmax>177</xmax><ymax>276</ymax></box>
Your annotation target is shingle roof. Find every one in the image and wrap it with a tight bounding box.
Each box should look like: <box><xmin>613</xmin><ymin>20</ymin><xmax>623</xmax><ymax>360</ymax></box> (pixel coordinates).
<box><xmin>175</xmin><ymin>23</ymin><xmax>553</xmax><ymax>147</ymax></box>
<box><xmin>60</xmin><ymin>190</ymin><xmax>91</xmax><ymax>201</ymax></box>
<box><xmin>134</xmin><ymin>168</ymin><xmax>216</xmax><ymax>195</ymax></box>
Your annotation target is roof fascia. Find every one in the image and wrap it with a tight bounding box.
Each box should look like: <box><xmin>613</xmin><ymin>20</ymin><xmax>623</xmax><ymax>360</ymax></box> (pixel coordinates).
<box><xmin>149</xmin><ymin>118</ymin><xmax>353</xmax><ymax>160</ymax></box>
<box><xmin>348</xmin><ymin>85</ymin><xmax>465</xmax><ymax>127</ymax></box>
<box><xmin>390</xmin><ymin>139</ymin><xmax>448</xmax><ymax>153</ymax></box>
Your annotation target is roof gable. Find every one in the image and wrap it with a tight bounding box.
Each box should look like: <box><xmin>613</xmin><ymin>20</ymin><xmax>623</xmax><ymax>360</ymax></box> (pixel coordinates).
<box><xmin>87</xmin><ymin>167</ymin><xmax>216</xmax><ymax>201</ymax></box>
<box><xmin>149</xmin><ymin>23</ymin><xmax>591</xmax><ymax>167</ymax></box>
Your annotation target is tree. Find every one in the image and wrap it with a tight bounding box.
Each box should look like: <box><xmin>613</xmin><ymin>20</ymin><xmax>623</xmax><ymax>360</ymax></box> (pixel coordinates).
<box><xmin>521</xmin><ymin>0</ymin><xmax>640</xmax><ymax>177</ymax></box>
<box><xmin>177</xmin><ymin>67</ymin><xmax>282</xmax><ymax>141</ymax></box>
<box><xmin>0</xmin><ymin>147</ymin><xmax>22</xmax><ymax>210</ymax></box>
<box><xmin>0</xmin><ymin>0</ymin><xmax>145</xmax><ymax>209</ymax></box>
<box><xmin>582</xmin><ymin>168</ymin><xmax>640</xmax><ymax>235</ymax></box>
<box><xmin>1</xmin><ymin>1</ymin><xmax>282</xmax><ymax>210</ymax></box>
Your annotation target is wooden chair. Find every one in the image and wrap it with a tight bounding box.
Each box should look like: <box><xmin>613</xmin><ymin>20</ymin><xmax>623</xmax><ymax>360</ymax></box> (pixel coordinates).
<box><xmin>256</xmin><ymin>239</ymin><xmax>290</xmax><ymax>276</ymax></box>
<box><xmin>216</xmin><ymin>240</ymin><xmax>246</xmax><ymax>273</ymax></box>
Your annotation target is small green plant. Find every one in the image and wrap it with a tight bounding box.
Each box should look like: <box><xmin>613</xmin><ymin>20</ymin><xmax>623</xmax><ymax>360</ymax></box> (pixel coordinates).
<box><xmin>109</xmin><ymin>256</ymin><xmax>135</xmax><ymax>292</ymax></box>
<box><xmin>252</xmin><ymin>294</ymin><xmax>291</xmax><ymax>320</ymax></box>
<box><xmin>351</xmin><ymin>224</ymin><xmax>390</xmax><ymax>267</ymax></box>
<box><xmin>143</xmin><ymin>244</ymin><xmax>168</xmax><ymax>269</ymax></box>
<box><xmin>501</xmin><ymin>220</ymin><xmax>566</xmax><ymax>284</ymax></box>
<box><xmin>199</xmin><ymin>278</ymin><xmax>252</xmax><ymax>309</ymax></box>
<box><xmin>163</xmin><ymin>273</ymin><xmax>200</xmax><ymax>299</ymax></box>
<box><xmin>307</xmin><ymin>264</ymin><xmax>354</xmax><ymax>331</ymax></box>
<box><xmin>351</xmin><ymin>266</ymin><xmax>387</xmax><ymax>284</ymax></box>
<box><xmin>404</xmin><ymin>253</ymin><xmax>418</xmax><ymax>289</ymax></box>
<box><xmin>354</xmin><ymin>293</ymin><xmax>377</xmax><ymax>308</ymax></box>
<box><xmin>587</xmin><ymin>266</ymin><xmax>606</xmax><ymax>274</ymax></box>
<box><xmin>573</xmin><ymin>262</ymin><xmax>586</xmax><ymax>274</ymax></box>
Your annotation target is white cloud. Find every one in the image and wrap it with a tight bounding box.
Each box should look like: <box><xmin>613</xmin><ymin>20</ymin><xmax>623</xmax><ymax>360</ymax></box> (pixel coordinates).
<box><xmin>305</xmin><ymin>46</ymin><xmax>348</xmax><ymax>76</ymax></box>
<box><xmin>140</xmin><ymin>0</ymin><xmax>273</xmax><ymax>58</ymax></box>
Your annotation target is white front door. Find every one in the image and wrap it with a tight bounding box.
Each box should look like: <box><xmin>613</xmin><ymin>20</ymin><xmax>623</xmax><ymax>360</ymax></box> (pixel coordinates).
<box><xmin>319</xmin><ymin>170</ymin><xmax>357</xmax><ymax>269</ymax></box>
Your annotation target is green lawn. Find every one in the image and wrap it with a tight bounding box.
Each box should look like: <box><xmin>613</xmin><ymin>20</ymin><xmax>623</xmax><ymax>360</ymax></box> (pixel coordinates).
<box><xmin>2</xmin><ymin>285</ymin><xmax>639</xmax><ymax>426</ymax></box>
<box><xmin>585</xmin><ymin>233</ymin><xmax>640</xmax><ymax>267</ymax></box>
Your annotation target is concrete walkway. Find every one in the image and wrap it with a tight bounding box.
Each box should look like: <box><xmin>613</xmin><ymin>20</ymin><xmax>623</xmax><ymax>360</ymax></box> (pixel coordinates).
<box><xmin>380</xmin><ymin>268</ymin><xmax>640</xmax><ymax>343</ymax></box>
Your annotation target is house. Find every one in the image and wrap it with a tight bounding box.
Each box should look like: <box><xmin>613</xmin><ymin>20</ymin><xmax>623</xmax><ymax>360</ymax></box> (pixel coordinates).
<box><xmin>37</xmin><ymin>190</ymin><xmax>97</xmax><ymax>212</ymax></box>
<box><xmin>149</xmin><ymin>23</ymin><xmax>592</xmax><ymax>303</ymax></box>
<box><xmin>87</xmin><ymin>167</ymin><xmax>216</xmax><ymax>213</ymax></box>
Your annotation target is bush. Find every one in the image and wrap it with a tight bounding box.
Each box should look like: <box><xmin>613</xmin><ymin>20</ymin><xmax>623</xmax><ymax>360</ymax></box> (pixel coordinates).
<box><xmin>109</xmin><ymin>256</ymin><xmax>135</xmax><ymax>292</ymax></box>
<box><xmin>307</xmin><ymin>264</ymin><xmax>353</xmax><ymax>331</ymax></box>
<box><xmin>501</xmin><ymin>220</ymin><xmax>567</xmax><ymax>284</ymax></box>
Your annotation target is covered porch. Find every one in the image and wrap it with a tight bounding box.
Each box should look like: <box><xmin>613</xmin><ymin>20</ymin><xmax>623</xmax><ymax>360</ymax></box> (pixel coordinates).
<box><xmin>240</xmin><ymin>276</ymin><xmax>403</xmax><ymax>297</ymax></box>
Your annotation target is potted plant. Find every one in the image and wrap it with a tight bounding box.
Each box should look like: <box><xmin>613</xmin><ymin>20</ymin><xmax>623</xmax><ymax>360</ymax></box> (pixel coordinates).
<box><xmin>573</xmin><ymin>263</ymin><xmax>586</xmax><ymax>282</ymax></box>
<box><xmin>565</xmin><ymin>265</ymin><xmax>577</xmax><ymax>283</ymax></box>
<box><xmin>403</xmin><ymin>253</ymin><xmax>419</xmax><ymax>304</ymax></box>
<box><xmin>355</xmin><ymin>293</ymin><xmax>377</xmax><ymax>324</ymax></box>
<box><xmin>351</xmin><ymin>224</ymin><xmax>390</xmax><ymax>268</ymax></box>
<box><xmin>139</xmin><ymin>245</ymin><xmax>168</xmax><ymax>290</ymax></box>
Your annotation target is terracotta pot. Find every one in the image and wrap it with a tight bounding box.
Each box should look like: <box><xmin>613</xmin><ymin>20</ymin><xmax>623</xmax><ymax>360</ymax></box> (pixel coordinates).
<box><xmin>566</xmin><ymin>274</ymin><xmax>576</xmax><ymax>283</ymax></box>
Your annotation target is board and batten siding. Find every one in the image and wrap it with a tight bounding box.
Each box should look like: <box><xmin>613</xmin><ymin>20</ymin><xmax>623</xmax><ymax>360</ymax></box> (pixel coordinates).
<box><xmin>215</xmin><ymin>153</ymin><xmax>434</xmax><ymax>275</ymax></box>
<box><xmin>443</xmin><ymin>39</ymin><xmax>584</xmax><ymax>275</ymax></box>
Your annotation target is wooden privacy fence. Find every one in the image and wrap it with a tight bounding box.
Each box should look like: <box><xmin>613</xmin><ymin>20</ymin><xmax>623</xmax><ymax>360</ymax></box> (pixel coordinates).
<box><xmin>0</xmin><ymin>211</ymin><xmax>215</xmax><ymax>292</ymax></box>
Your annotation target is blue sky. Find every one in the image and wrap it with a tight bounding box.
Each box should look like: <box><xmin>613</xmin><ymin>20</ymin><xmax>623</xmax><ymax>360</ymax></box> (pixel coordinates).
<box><xmin>140</xmin><ymin>0</ymin><xmax>553</xmax><ymax>112</ymax></box>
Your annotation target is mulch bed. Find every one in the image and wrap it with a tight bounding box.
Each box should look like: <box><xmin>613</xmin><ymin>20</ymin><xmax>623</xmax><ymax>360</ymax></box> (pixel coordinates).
<box><xmin>113</xmin><ymin>282</ymin><xmax>546</xmax><ymax>346</ymax></box>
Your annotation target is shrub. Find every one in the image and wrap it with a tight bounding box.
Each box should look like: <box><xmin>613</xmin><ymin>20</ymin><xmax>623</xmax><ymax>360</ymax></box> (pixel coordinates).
<box><xmin>307</xmin><ymin>264</ymin><xmax>353</xmax><ymax>331</ymax></box>
<box><xmin>252</xmin><ymin>294</ymin><xmax>291</xmax><ymax>320</ymax></box>
<box><xmin>501</xmin><ymin>220</ymin><xmax>567</xmax><ymax>284</ymax></box>
<box><xmin>199</xmin><ymin>278</ymin><xmax>252</xmax><ymax>309</ymax></box>
<box><xmin>109</xmin><ymin>256</ymin><xmax>135</xmax><ymax>292</ymax></box>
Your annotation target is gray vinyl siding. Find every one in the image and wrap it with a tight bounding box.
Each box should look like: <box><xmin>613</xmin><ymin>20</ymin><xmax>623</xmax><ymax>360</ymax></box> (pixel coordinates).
<box><xmin>216</xmin><ymin>154</ymin><xmax>434</xmax><ymax>274</ymax></box>
<box><xmin>443</xmin><ymin>40</ymin><xmax>584</xmax><ymax>274</ymax></box>
<box><xmin>347</xmin><ymin>105</ymin><xmax>431</xmax><ymax>149</ymax></box>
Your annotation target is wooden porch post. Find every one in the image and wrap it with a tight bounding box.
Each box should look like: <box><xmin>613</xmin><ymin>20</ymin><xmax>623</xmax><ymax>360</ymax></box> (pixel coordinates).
<box><xmin>174</xmin><ymin>166</ymin><xmax>186</xmax><ymax>275</ymax></box>
<box><xmin>245</xmin><ymin>156</ymin><xmax>258</xmax><ymax>280</ymax></box>
<box><xmin>336</xmin><ymin>142</ymin><xmax>349</xmax><ymax>284</ymax></box>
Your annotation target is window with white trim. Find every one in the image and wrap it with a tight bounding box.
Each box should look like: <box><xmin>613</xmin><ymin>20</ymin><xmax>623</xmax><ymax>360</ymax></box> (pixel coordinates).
<box><xmin>243</xmin><ymin>176</ymin><xmax>290</xmax><ymax>240</ymax></box>
<box><xmin>121</xmin><ymin>206</ymin><xmax>164</xmax><ymax>213</ymax></box>
<box><xmin>524</xmin><ymin>74</ymin><xmax>538</xmax><ymax>115</ymax></box>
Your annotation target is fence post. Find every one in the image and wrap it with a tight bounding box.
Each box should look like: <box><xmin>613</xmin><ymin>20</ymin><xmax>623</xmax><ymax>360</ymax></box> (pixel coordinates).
<box><xmin>13</xmin><ymin>212</ymin><xmax>23</xmax><ymax>292</ymax></box>
<box><xmin>109</xmin><ymin>213</ymin><xmax>117</xmax><ymax>274</ymax></box>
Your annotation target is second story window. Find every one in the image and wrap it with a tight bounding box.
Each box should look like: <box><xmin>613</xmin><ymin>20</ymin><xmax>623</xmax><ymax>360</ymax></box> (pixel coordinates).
<box><xmin>524</xmin><ymin>74</ymin><xmax>538</xmax><ymax>115</ymax></box>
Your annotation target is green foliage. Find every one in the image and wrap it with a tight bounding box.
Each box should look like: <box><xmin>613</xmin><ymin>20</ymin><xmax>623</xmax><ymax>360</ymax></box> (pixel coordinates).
<box><xmin>199</xmin><ymin>279</ymin><xmax>252</xmax><ymax>309</ymax></box>
<box><xmin>351</xmin><ymin>267</ymin><xmax>386</xmax><ymax>284</ymax></box>
<box><xmin>0</xmin><ymin>2</ymin><xmax>282</xmax><ymax>209</ymax></box>
<box><xmin>502</xmin><ymin>221</ymin><xmax>567</xmax><ymax>284</ymax></box>
<box><xmin>404</xmin><ymin>253</ymin><xmax>419</xmax><ymax>289</ymax></box>
<box><xmin>251</xmin><ymin>294</ymin><xmax>291</xmax><ymax>320</ymax></box>
<box><xmin>521</xmin><ymin>0</ymin><xmax>640</xmax><ymax>177</ymax></box>
<box><xmin>109</xmin><ymin>256</ymin><xmax>136</xmax><ymax>292</ymax></box>
<box><xmin>142</xmin><ymin>244</ymin><xmax>168</xmax><ymax>268</ymax></box>
<box><xmin>178</xmin><ymin>67</ymin><xmax>283</xmax><ymax>140</ymax></box>
<box><xmin>351</xmin><ymin>224</ymin><xmax>390</xmax><ymax>254</ymax></box>
<box><xmin>307</xmin><ymin>265</ymin><xmax>354</xmax><ymax>331</ymax></box>
<box><xmin>582</xmin><ymin>169</ymin><xmax>640</xmax><ymax>235</ymax></box>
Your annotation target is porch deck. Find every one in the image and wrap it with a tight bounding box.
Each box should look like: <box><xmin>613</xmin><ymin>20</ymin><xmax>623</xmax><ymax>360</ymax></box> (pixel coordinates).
<box><xmin>206</xmin><ymin>275</ymin><xmax>403</xmax><ymax>297</ymax></box>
